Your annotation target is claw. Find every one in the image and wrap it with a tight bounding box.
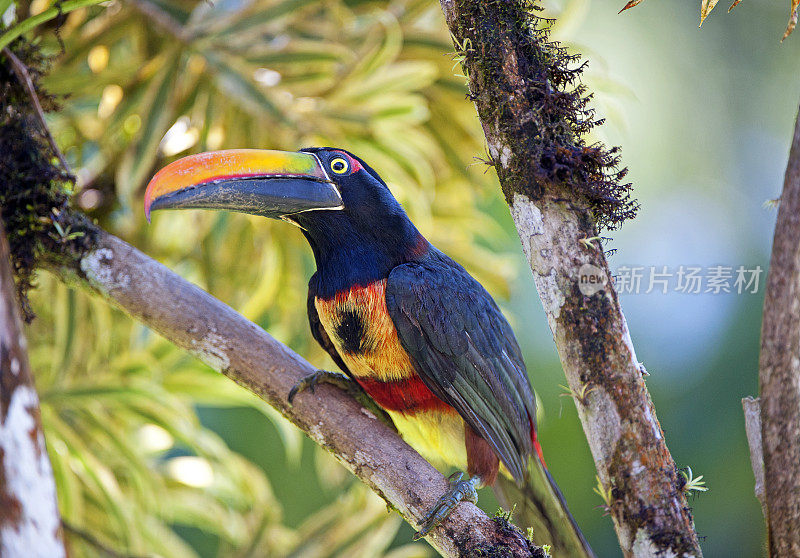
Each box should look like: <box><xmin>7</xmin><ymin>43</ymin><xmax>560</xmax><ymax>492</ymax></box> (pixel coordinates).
<box><xmin>413</xmin><ymin>473</ymin><xmax>480</xmax><ymax>540</ymax></box>
<box><xmin>288</xmin><ymin>370</ymin><xmax>356</xmax><ymax>405</ymax></box>
<box><xmin>287</xmin><ymin>370</ymin><xmax>395</xmax><ymax>430</ymax></box>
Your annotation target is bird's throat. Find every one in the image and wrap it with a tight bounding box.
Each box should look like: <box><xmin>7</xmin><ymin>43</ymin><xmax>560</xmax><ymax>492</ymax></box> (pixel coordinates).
<box><xmin>302</xmin><ymin>215</ymin><xmax>428</xmax><ymax>299</ymax></box>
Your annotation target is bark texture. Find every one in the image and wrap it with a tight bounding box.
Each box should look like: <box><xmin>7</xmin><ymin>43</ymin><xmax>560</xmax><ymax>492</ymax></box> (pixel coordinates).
<box><xmin>47</xmin><ymin>227</ymin><xmax>544</xmax><ymax>558</ymax></box>
<box><xmin>437</xmin><ymin>1</ymin><xmax>702</xmax><ymax>556</ymax></box>
<box><xmin>0</xmin><ymin>223</ymin><xmax>65</xmax><ymax>558</ymax></box>
<box><xmin>759</xmin><ymin>103</ymin><xmax>800</xmax><ymax>556</ymax></box>
<box><xmin>742</xmin><ymin>397</ymin><xmax>766</xmax><ymax>520</ymax></box>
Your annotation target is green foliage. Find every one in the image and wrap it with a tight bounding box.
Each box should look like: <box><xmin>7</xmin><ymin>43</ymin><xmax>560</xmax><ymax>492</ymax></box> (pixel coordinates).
<box><xmin>679</xmin><ymin>467</ymin><xmax>708</xmax><ymax>495</ymax></box>
<box><xmin>29</xmin><ymin>278</ymin><xmax>283</xmax><ymax>556</ymax></box>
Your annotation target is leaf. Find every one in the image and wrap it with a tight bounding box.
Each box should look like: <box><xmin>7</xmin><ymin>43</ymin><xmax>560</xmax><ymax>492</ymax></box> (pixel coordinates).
<box><xmin>137</xmin><ymin>519</ymin><xmax>198</xmax><ymax>558</ymax></box>
<box><xmin>335</xmin><ymin>61</ymin><xmax>438</xmax><ymax>102</ymax></box>
<box><xmin>783</xmin><ymin>0</ymin><xmax>799</xmax><ymax>41</ymax></box>
<box><xmin>203</xmin><ymin>50</ymin><xmax>289</xmax><ymax>124</ymax></box>
<box><xmin>45</xmin><ymin>414</ymin><xmax>133</xmax><ymax>542</ymax></box>
<box><xmin>700</xmin><ymin>0</ymin><xmax>720</xmax><ymax>26</ymax></box>
<box><xmin>0</xmin><ymin>0</ymin><xmax>107</xmax><ymax>50</ymax></box>
<box><xmin>347</xmin><ymin>13</ymin><xmax>404</xmax><ymax>82</ymax></box>
<box><xmin>245</xmin><ymin>41</ymin><xmax>351</xmax><ymax>66</ymax></box>
<box><xmin>115</xmin><ymin>52</ymin><xmax>181</xmax><ymax>201</ymax></box>
<box><xmin>618</xmin><ymin>0</ymin><xmax>645</xmax><ymax>14</ymax></box>
<box><xmin>0</xmin><ymin>0</ymin><xmax>14</xmax><ymax>22</ymax></box>
<box><xmin>728</xmin><ymin>0</ymin><xmax>742</xmax><ymax>13</ymax></box>
<box><xmin>195</xmin><ymin>0</ymin><xmax>318</xmax><ymax>39</ymax></box>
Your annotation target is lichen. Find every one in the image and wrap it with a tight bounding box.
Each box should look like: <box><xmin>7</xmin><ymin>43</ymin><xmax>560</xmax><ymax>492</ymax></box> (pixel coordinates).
<box><xmin>0</xmin><ymin>39</ymin><xmax>94</xmax><ymax>322</ymax></box>
<box><xmin>0</xmin><ymin>386</ymin><xmax>64</xmax><ymax>557</ymax></box>
<box><xmin>449</xmin><ymin>0</ymin><xmax>638</xmax><ymax>231</ymax></box>
<box><xmin>552</xmin><ymin>275</ymin><xmax>700</xmax><ymax>556</ymax></box>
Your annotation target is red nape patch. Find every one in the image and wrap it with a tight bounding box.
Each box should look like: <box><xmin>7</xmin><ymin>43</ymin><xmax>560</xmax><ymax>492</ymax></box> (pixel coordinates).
<box><xmin>340</xmin><ymin>151</ymin><xmax>363</xmax><ymax>173</ymax></box>
<box><xmin>357</xmin><ymin>375</ymin><xmax>453</xmax><ymax>413</ymax></box>
<box><xmin>407</xmin><ymin>233</ymin><xmax>430</xmax><ymax>258</ymax></box>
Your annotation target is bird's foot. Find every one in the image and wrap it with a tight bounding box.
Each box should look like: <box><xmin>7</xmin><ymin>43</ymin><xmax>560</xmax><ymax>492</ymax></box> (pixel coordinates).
<box><xmin>288</xmin><ymin>370</ymin><xmax>359</xmax><ymax>405</ymax></box>
<box><xmin>413</xmin><ymin>472</ymin><xmax>480</xmax><ymax>540</ymax></box>
<box><xmin>288</xmin><ymin>370</ymin><xmax>394</xmax><ymax>429</ymax></box>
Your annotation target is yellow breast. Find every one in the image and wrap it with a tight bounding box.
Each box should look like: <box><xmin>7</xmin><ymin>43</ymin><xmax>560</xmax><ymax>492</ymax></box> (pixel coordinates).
<box><xmin>314</xmin><ymin>279</ymin><xmax>469</xmax><ymax>471</ymax></box>
<box><xmin>314</xmin><ymin>279</ymin><xmax>418</xmax><ymax>383</ymax></box>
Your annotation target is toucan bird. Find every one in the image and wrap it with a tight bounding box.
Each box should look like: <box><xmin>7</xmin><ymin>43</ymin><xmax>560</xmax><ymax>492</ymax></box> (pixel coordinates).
<box><xmin>144</xmin><ymin>148</ymin><xmax>595</xmax><ymax>557</ymax></box>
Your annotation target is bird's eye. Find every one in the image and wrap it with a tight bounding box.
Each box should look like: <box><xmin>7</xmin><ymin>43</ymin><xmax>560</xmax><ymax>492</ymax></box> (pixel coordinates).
<box><xmin>330</xmin><ymin>157</ymin><xmax>349</xmax><ymax>174</ymax></box>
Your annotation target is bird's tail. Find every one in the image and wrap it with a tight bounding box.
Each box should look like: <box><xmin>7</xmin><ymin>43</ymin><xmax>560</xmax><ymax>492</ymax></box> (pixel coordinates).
<box><xmin>493</xmin><ymin>445</ymin><xmax>595</xmax><ymax>558</ymax></box>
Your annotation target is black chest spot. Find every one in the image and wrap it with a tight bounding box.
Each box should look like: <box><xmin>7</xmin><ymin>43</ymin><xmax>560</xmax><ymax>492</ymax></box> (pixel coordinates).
<box><xmin>335</xmin><ymin>310</ymin><xmax>368</xmax><ymax>354</ymax></box>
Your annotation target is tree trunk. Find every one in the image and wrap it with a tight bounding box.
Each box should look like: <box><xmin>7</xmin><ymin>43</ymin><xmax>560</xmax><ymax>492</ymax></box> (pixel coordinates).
<box><xmin>436</xmin><ymin>1</ymin><xmax>703</xmax><ymax>556</ymax></box>
<box><xmin>758</xmin><ymin>103</ymin><xmax>800</xmax><ymax>556</ymax></box>
<box><xmin>0</xmin><ymin>221</ymin><xmax>65</xmax><ymax>558</ymax></box>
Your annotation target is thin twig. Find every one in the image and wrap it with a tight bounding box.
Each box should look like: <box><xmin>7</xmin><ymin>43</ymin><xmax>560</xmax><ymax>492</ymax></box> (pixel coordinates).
<box><xmin>742</xmin><ymin>397</ymin><xmax>767</xmax><ymax>519</ymax></box>
<box><xmin>2</xmin><ymin>46</ymin><xmax>71</xmax><ymax>173</ymax></box>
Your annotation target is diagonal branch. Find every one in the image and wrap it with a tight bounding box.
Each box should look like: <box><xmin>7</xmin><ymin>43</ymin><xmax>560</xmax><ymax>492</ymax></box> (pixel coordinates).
<box><xmin>0</xmin><ymin>220</ymin><xmax>65</xmax><ymax>557</ymax></box>
<box><xmin>758</xmin><ymin>102</ymin><xmax>800</xmax><ymax>556</ymax></box>
<box><xmin>45</xmin><ymin>225</ymin><xmax>542</xmax><ymax>558</ymax></box>
<box><xmin>436</xmin><ymin>1</ymin><xmax>703</xmax><ymax>556</ymax></box>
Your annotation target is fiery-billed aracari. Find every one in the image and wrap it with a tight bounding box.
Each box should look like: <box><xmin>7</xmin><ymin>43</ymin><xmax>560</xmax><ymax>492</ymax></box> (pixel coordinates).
<box><xmin>144</xmin><ymin>148</ymin><xmax>594</xmax><ymax>557</ymax></box>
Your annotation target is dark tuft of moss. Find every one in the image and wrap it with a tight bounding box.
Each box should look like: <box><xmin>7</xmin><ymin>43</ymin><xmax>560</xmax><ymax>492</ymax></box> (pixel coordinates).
<box><xmin>1</xmin><ymin>40</ymin><xmax>94</xmax><ymax>321</ymax></box>
<box><xmin>469</xmin><ymin>516</ymin><xmax>550</xmax><ymax>558</ymax></box>
<box><xmin>451</xmin><ymin>0</ymin><xmax>638</xmax><ymax>230</ymax></box>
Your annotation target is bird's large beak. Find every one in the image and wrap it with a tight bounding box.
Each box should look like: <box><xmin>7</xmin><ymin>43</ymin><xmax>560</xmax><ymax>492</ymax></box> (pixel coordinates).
<box><xmin>144</xmin><ymin>149</ymin><xmax>341</xmax><ymax>221</ymax></box>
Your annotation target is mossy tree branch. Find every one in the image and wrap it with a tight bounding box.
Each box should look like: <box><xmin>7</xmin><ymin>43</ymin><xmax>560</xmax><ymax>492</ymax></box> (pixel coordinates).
<box><xmin>436</xmin><ymin>1</ymin><xmax>703</xmax><ymax>556</ymax></box>
<box><xmin>758</xmin><ymin>102</ymin><xmax>800</xmax><ymax>556</ymax></box>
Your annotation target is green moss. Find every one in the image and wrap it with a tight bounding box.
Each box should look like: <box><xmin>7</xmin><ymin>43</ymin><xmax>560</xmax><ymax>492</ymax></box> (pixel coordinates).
<box><xmin>469</xmin><ymin>516</ymin><xmax>550</xmax><ymax>557</ymax></box>
<box><xmin>0</xmin><ymin>39</ymin><xmax>94</xmax><ymax>321</ymax></box>
<box><xmin>449</xmin><ymin>0</ymin><xmax>638</xmax><ymax>230</ymax></box>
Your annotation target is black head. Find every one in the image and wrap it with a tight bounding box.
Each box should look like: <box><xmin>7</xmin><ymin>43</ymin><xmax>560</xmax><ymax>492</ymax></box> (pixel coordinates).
<box><xmin>292</xmin><ymin>147</ymin><xmax>427</xmax><ymax>293</ymax></box>
<box><xmin>144</xmin><ymin>147</ymin><xmax>428</xmax><ymax>295</ymax></box>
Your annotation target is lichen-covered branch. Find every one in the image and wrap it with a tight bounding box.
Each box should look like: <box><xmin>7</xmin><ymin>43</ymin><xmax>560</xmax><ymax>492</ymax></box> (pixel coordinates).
<box><xmin>45</xmin><ymin>226</ymin><xmax>543</xmax><ymax>558</ymax></box>
<box><xmin>758</xmin><ymin>102</ymin><xmax>800</xmax><ymax>556</ymax></box>
<box><xmin>437</xmin><ymin>1</ymin><xmax>702</xmax><ymax>556</ymax></box>
<box><xmin>0</xmin><ymin>222</ymin><xmax>65</xmax><ymax>558</ymax></box>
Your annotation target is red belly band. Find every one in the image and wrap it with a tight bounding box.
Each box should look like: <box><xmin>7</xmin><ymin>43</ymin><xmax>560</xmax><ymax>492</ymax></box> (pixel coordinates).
<box><xmin>357</xmin><ymin>375</ymin><xmax>453</xmax><ymax>413</ymax></box>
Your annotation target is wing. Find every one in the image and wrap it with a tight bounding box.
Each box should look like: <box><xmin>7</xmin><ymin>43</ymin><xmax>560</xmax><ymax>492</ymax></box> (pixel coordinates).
<box><xmin>385</xmin><ymin>251</ymin><xmax>537</xmax><ymax>483</ymax></box>
<box><xmin>307</xmin><ymin>274</ymin><xmax>353</xmax><ymax>378</ymax></box>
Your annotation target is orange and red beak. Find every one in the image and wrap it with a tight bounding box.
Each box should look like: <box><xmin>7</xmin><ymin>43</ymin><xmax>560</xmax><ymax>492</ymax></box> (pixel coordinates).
<box><xmin>144</xmin><ymin>149</ymin><xmax>342</xmax><ymax>221</ymax></box>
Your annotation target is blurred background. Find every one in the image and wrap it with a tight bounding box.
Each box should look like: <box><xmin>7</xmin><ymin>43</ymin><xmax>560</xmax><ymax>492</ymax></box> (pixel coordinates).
<box><xmin>6</xmin><ymin>0</ymin><xmax>800</xmax><ymax>555</ymax></box>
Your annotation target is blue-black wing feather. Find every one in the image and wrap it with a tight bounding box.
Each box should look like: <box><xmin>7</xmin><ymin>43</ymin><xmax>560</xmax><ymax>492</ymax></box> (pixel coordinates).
<box><xmin>385</xmin><ymin>249</ymin><xmax>537</xmax><ymax>483</ymax></box>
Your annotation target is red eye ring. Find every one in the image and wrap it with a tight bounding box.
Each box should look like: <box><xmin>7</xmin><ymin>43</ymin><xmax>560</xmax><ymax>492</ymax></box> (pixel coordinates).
<box><xmin>330</xmin><ymin>151</ymin><xmax>363</xmax><ymax>174</ymax></box>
